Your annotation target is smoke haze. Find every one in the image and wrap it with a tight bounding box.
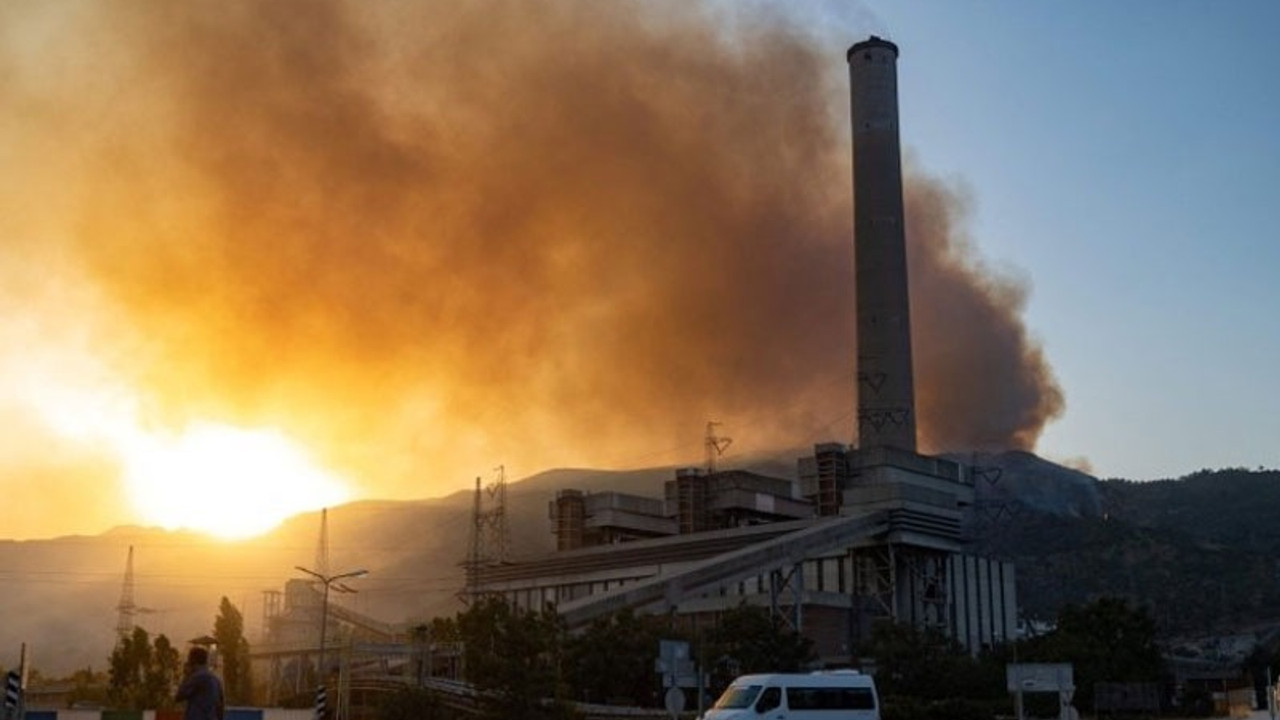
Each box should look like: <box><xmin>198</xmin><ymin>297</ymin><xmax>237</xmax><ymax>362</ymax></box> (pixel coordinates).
<box><xmin>0</xmin><ymin>0</ymin><xmax>1062</xmax><ymax>528</ymax></box>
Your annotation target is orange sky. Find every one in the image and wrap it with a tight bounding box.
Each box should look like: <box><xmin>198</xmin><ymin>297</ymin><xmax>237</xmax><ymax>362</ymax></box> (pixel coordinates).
<box><xmin>0</xmin><ymin>1</ymin><xmax>1060</xmax><ymax>539</ymax></box>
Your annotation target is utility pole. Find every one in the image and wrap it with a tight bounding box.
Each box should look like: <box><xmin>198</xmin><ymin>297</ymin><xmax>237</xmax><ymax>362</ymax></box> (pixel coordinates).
<box><xmin>295</xmin><ymin>566</ymin><xmax>367</xmax><ymax>720</ymax></box>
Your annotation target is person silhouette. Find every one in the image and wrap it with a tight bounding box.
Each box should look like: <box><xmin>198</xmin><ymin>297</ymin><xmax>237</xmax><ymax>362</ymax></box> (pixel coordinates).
<box><xmin>176</xmin><ymin>646</ymin><xmax>225</xmax><ymax>720</ymax></box>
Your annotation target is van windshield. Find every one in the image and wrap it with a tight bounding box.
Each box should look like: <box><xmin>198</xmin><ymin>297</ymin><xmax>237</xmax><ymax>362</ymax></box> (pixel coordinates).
<box><xmin>712</xmin><ymin>684</ymin><xmax>762</xmax><ymax>709</ymax></box>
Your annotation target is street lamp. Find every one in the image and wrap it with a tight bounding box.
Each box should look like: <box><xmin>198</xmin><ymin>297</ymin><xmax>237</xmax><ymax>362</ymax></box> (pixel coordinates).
<box><xmin>295</xmin><ymin>565</ymin><xmax>367</xmax><ymax>709</ymax></box>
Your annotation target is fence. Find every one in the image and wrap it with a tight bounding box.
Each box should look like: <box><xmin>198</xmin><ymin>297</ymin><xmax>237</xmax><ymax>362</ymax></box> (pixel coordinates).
<box><xmin>22</xmin><ymin>709</ymin><xmax>314</xmax><ymax>720</ymax></box>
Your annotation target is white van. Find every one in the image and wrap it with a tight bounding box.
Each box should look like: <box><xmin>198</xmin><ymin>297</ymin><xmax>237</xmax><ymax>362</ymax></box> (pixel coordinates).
<box><xmin>700</xmin><ymin>671</ymin><xmax>880</xmax><ymax>720</ymax></box>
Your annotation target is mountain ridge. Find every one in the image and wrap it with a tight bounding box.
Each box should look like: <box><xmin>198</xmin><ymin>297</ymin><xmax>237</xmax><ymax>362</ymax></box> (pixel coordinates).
<box><xmin>3</xmin><ymin>455</ymin><xmax>1277</xmax><ymax>676</ymax></box>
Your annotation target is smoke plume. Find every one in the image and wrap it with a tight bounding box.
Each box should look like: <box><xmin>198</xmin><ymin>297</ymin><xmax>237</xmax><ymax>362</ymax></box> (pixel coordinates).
<box><xmin>907</xmin><ymin>174</ymin><xmax>1065</xmax><ymax>452</ymax></box>
<box><xmin>2</xmin><ymin>0</ymin><xmax>1062</xmax><ymax>499</ymax></box>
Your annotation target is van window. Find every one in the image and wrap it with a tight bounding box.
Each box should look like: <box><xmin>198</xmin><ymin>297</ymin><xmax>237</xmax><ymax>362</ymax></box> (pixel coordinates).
<box><xmin>756</xmin><ymin>687</ymin><xmax>782</xmax><ymax>712</ymax></box>
<box><xmin>712</xmin><ymin>685</ymin><xmax>762</xmax><ymax>710</ymax></box>
<box><xmin>786</xmin><ymin>686</ymin><xmax>877</xmax><ymax>710</ymax></box>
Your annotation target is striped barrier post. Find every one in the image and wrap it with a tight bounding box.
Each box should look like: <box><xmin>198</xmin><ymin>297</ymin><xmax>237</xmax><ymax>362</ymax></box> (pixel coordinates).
<box><xmin>314</xmin><ymin>685</ymin><xmax>327</xmax><ymax>720</ymax></box>
<box><xmin>3</xmin><ymin>669</ymin><xmax>20</xmax><ymax>720</ymax></box>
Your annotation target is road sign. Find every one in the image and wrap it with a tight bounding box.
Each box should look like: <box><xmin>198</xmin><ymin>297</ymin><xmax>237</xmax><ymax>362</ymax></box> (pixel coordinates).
<box><xmin>1007</xmin><ymin>663</ymin><xmax>1074</xmax><ymax>692</ymax></box>
<box><xmin>657</xmin><ymin>639</ymin><xmax>699</xmax><ymax>688</ymax></box>
<box><xmin>665</xmin><ymin>686</ymin><xmax>686</xmax><ymax>717</ymax></box>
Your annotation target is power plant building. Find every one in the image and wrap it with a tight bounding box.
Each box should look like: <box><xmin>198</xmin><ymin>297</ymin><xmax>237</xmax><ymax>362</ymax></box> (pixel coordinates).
<box><xmin>466</xmin><ymin>37</ymin><xmax>1017</xmax><ymax>663</ymax></box>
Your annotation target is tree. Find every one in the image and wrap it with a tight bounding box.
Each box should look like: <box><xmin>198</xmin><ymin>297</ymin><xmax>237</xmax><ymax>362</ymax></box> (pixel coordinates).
<box><xmin>456</xmin><ymin>597</ymin><xmax>573</xmax><ymax>719</ymax></box>
<box><xmin>423</xmin><ymin>615</ymin><xmax>464</xmax><ymax>681</ymax></box>
<box><xmin>213</xmin><ymin>596</ymin><xmax>254</xmax><ymax>704</ymax></box>
<box><xmin>145</xmin><ymin>634</ymin><xmax>181</xmax><ymax>710</ymax></box>
<box><xmin>66</xmin><ymin>667</ymin><xmax>110</xmax><ymax>708</ymax></box>
<box><xmin>428</xmin><ymin>615</ymin><xmax>461</xmax><ymax>643</ymax></box>
<box><xmin>564</xmin><ymin>608</ymin><xmax>670</xmax><ymax>706</ymax></box>
<box><xmin>108</xmin><ymin>627</ymin><xmax>151</xmax><ymax>708</ymax></box>
<box><xmin>376</xmin><ymin>686</ymin><xmax>445</xmax><ymax>720</ymax></box>
<box><xmin>865</xmin><ymin>621</ymin><xmax>1006</xmax><ymax>714</ymax></box>
<box><xmin>108</xmin><ymin>627</ymin><xmax>181</xmax><ymax>709</ymax></box>
<box><xmin>868</xmin><ymin>622</ymin><xmax>959</xmax><ymax>699</ymax></box>
<box><xmin>1024</xmin><ymin>596</ymin><xmax>1164</xmax><ymax>712</ymax></box>
<box><xmin>701</xmin><ymin>604</ymin><xmax>814</xmax><ymax>692</ymax></box>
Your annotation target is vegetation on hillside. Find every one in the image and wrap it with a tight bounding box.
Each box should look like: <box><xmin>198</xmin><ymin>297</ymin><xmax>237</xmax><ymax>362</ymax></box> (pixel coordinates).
<box><xmin>1102</xmin><ymin>468</ymin><xmax>1280</xmax><ymax>555</ymax></box>
<box><xmin>975</xmin><ymin>468</ymin><xmax>1280</xmax><ymax>635</ymax></box>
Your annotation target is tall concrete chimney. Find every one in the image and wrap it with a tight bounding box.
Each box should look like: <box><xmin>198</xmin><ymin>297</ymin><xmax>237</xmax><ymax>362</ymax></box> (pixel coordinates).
<box><xmin>848</xmin><ymin>36</ymin><xmax>917</xmax><ymax>452</ymax></box>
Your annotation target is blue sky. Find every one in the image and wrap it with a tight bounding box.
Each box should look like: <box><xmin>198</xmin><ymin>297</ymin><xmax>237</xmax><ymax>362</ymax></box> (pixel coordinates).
<box><xmin>816</xmin><ymin>1</ymin><xmax>1280</xmax><ymax>479</ymax></box>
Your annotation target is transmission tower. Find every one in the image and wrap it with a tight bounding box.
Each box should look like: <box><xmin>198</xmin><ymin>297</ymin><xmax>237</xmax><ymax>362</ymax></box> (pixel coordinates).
<box><xmin>463</xmin><ymin>465</ymin><xmax>511</xmax><ymax>602</ymax></box>
<box><xmin>705</xmin><ymin>421</ymin><xmax>732</xmax><ymax>473</ymax></box>
<box><xmin>115</xmin><ymin>545</ymin><xmax>138</xmax><ymax>639</ymax></box>
<box><xmin>115</xmin><ymin>545</ymin><xmax>158</xmax><ymax>640</ymax></box>
<box><xmin>309</xmin><ymin>507</ymin><xmax>356</xmax><ymax>596</ymax></box>
<box><xmin>315</xmin><ymin>507</ymin><xmax>331</xmax><ymax>578</ymax></box>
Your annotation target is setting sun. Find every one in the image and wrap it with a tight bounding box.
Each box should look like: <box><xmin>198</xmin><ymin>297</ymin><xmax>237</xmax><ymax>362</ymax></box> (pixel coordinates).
<box><xmin>120</xmin><ymin>422</ymin><xmax>351</xmax><ymax>539</ymax></box>
<box><xmin>10</xmin><ymin>353</ymin><xmax>354</xmax><ymax>540</ymax></box>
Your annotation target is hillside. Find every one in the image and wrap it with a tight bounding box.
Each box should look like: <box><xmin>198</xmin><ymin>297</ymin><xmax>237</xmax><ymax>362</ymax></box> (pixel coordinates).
<box><xmin>5</xmin><ymin>458</ymin><xmax>1280</xmax><ymax>677</ymax></box>
<box><xmin>0</xmin><ymin>463</ymin><xmax>734</xmax><ymax>674</ymax></box>
<box><xmin>971</xmin><ymin>467</ymin><xmax>1280</xmax><ymax>635</ymax></box>
<box><xmin>1101</xmin><ymin>468</ymin><xmax>1280</xmax><ymax>555</ymax></box>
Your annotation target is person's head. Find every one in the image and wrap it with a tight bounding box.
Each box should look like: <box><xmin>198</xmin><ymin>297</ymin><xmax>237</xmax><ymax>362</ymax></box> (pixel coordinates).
<box><xmin>187</xmin><ymin>646</ymin><xmax>210</xmax><ymax>667</ymax></box>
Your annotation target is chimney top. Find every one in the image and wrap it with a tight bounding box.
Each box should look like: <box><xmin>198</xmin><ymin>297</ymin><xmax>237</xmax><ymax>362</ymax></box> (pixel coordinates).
<box><xmin>847</xmin><ymin>35</ymin><xmax>899</xmax><ymax>62</ymax></box>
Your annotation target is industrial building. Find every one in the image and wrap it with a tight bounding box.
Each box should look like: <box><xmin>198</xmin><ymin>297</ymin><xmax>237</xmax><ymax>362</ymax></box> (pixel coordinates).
<box><xmin>244</xmin><ymin>38</ymin><xmax>1019</xmax><ymax>706</ymax></box>
<box><xmin>464</xmin><ymin>36</ymin><xmax>1018</xmax><ymax>663</ymax></box>
<box><xmin>253</xmin><ymin>580</ymin><xmax>404</xmax><ymax>705</ymax></box>
<box><xmin>474</xmin><ymin>442</ymin><xmax>1014</xmax><ymax>663</ymax></box>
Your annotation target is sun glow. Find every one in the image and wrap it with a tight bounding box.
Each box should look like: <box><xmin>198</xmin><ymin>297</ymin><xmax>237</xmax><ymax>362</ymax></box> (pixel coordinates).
<box><xmin>3</xmin><ymin>290</ymin><xmax>356</xmax><ymax>539</ymax></box>
<box><xmin>11</xmin><ymin>358</ymin><xmax>351</xmax><ymax>539</ymax></box>
<box><xmin>119</xmin><ymin>422</ymin><xmax>351</xmax><ymax>539</ymax></box>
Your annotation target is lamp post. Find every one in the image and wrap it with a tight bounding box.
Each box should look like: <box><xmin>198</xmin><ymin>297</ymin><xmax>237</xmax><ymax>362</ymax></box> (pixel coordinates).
<box><xmin>295</xmin><ymin>566</ymin><xmax>367</xmax><ymax>716</ymax></box>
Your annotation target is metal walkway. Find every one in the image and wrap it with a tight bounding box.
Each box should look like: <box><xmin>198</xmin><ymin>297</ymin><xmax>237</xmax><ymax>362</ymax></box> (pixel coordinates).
<box><xmin>558</xmin><ymin>512</ymin><xmax>888</xmax><ymax>628</ymax></box>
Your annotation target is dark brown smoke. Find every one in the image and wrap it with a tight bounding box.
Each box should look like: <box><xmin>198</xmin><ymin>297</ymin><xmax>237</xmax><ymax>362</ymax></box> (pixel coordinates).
<box><xmin>906</xmin><ymin>172</ymin><xmax>1065</xmax><ymax>452</ymax></box>
<box><xmin>12</xmin><ymin>0</ymin><xmax>1061</xmax><ymax>495</ymax></box>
